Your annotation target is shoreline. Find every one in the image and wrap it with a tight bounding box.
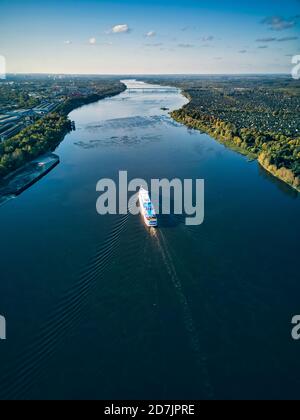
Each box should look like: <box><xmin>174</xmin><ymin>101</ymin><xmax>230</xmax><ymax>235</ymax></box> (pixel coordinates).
<box><xmin>0</xmin><ymin>83</ymin><xmax>127</xmax><ymax>180</ymax></box>
<box><xmin>59</xmin><ymin>83</ymin><xmax>127</xmax><ymax>116</ymax></box>
<box><xmin>171</xmin><ymin>105</ymin><xmax>300</xmax><ymax>194</ymax></box>
<box><xmin>139</xmin><ymin>77</ymin><xmax>299</xmax><ymax>194</ymax></box>
<box><xmin>0</xmin><ymin>153</ymin><xmax>60</xmax><ymax>206</ymax></box>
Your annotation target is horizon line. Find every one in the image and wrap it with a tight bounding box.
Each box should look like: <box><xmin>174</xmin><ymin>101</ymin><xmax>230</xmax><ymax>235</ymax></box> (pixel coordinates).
<box><xmin>3</xmin><ymin>72</ymin><xmax>292</xmax><ymax>77</ymax></box>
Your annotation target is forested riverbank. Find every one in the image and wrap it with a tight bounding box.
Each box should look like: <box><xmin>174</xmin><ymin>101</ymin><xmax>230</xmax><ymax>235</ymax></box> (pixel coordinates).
<box><xmin>148</xmin><ymin>75</ymin><xmax>300</xmax><ymax>192</ymax></box>
<box><xmin>0</xmin><ymin>81</ymin><xmax>126</xmax><ymax>179</ymax></box>
<box><xmin>58</xmin><ymin>83</ymin><xmax>127</xmax><ymax>115</ymax></box>
<box><xmin>172</xmin><ymin>107</ymin><xmax>300</xmax><ymax>192</ymax></box>
<box><xmin>0</xmin><ymin>113</ymin><xmax>71</xmax><ymax>178</ymax></box>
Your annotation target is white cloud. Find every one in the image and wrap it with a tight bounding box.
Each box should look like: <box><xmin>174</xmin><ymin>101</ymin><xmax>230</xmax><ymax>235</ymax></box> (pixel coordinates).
<box><xmin>202</xmin><ymin>36</ymin><xmax>214</xmax><ymax>42</ymax></box>
<box><xmin>262</xmin><ymin>16</ymin><xmax>296</xmax><ymax>31</ymax></box>
<box><xmin>111</xmin><ymin>24</ymin><xmax>130</xmax><ymax>34</ymax></box>
<box><xmin>178</xmin><ymin>43</ymin><xmax>195</xmax><ymax>48</ymax></box>
<box><xmin>146</xmin><ymin>31</ymin><xmax>156</xmax><ymax>38</ymax></box>
<box><xmin>89</xmin><ymin>37</ymin><xmax>97</xmax><ymax>45</ymax></box>
<box><xmin>64</xmin><ymin>40</ymin><xmax>72</xmax><ymax>45</ymax></box>
<box><xmin>145</xmin><ymin>43</ymin><xmax>163</xmax><ymax>47</ymax></box>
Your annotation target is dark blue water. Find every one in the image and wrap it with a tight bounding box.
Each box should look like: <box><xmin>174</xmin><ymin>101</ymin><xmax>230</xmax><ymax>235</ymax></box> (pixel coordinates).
<box><xmin>0</xmin><ymin>81</ymin><xmax>299</xmax><ymax>400</ymax></box>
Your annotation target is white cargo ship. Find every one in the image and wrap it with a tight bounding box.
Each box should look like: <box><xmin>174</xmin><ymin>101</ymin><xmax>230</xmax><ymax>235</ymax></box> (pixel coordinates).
<box><xmin>139</xmin><ymin>187</ymin><xmax>158</xmax><ymax>227</ymax></box>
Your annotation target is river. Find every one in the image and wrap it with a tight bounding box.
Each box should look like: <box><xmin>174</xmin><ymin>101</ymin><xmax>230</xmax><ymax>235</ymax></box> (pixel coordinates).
<box><xmin>0</xmin><ymin>80</ymin><xmax>299</xmax><ymax>400</ymax></box>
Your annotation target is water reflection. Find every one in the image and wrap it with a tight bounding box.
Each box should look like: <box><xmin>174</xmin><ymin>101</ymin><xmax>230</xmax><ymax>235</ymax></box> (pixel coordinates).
<box><xmin>257</xmin><ymin>162</ymin><xmax>299</xmax><ymax>198</ymax></box>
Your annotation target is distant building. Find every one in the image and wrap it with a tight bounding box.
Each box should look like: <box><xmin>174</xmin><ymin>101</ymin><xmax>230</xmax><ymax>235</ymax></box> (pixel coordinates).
<box><xmin>0</xmin><ymin>123</ymin><xmax>25</xmax><ymax>142</ymax></box>
<box><xmin>0</xmin><ymin>115</ymin><xmax>21</xmax><ymax>126</ymax></box>
<box><xmin>0</xmin><ymin>102</ymin><xmax>59</xmax><ymax>142</ymax></box>
<box><xmin>33</xmin><ymin>102</ymin><xmax>58</xmax><ymax>115</ymax></box>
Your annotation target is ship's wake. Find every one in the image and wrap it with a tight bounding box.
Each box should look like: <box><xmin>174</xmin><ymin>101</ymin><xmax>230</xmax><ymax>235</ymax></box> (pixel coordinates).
<box><xmin>150</xmin><ymin>229</ymin><xmax>214</xmax><ymax>399</ymax></box>
<box><xmin>0</xmin><ymin>212</ymin><xmax>129</xmax><ymax>400</ymax></box>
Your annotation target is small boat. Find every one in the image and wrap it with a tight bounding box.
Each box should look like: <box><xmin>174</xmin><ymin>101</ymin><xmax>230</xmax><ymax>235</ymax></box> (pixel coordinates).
<box><xmin>139</xmin><ymin>187</ymin><xmax>158</xmax><ymax>227</ymax></box>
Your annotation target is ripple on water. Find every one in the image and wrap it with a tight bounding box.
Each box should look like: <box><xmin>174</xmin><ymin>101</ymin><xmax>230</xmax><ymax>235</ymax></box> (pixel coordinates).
<box><xmin>74</xmin><ymin>134</ymin><xmax>162</xmax><ymax>150</ymax></box>
<box><xmin>0</xmin><ymin>212</ymin><xmax>129</xmax><ymax>400</ymax></box>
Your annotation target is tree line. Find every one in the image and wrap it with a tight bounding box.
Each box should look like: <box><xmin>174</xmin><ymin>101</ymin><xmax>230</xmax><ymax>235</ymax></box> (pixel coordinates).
<box><xmin>0</xmin><ymin>113</ymin><xmax>71</xmax><ymax>178</ymax></box>
<box><xmin>172</xmin><ymin>107</ymin><xmax>300</xmax><ymax>191</ymax></box>
<box><xmin>0</xmin><ymin>81</ymin><xmax>126</xmax><ymax>179</ymax></box>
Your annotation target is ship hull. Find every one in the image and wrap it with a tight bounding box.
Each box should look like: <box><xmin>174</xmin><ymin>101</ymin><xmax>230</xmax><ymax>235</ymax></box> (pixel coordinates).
<box><xmin>139</xmin><ymin>188</ymin><xmax>158</xmax><ymax>228</ymax></box>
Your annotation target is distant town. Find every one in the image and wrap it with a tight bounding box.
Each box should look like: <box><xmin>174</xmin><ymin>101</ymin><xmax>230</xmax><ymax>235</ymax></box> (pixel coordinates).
<box><xmin>142</xmin><ymin>75</ymin><xmax>300</xmax><ymax>191</ymax></box>
<box><xmin>0</xmin><ymin>75</ymin><xmax>120</xmax><ymax>142</ymax></box>
<box><xmin>0</xmin><ymin>76</ymin><xmax>125</xmax><ymax>178</ymax></box>
<box><xmin>1</xmin><ymin>74</ymin><xmax>300</xmax><ymax>192</ymax></box>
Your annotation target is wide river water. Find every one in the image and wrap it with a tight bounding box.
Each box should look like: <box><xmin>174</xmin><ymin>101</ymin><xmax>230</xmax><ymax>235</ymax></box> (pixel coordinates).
<box><xmin>0</xmin><ymin>80</ymin><xmax>299</xmax><ymax>400</ymax></box>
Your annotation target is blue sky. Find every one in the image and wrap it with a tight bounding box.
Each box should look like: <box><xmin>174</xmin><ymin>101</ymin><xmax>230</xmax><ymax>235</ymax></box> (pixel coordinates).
<box><xmin>0</xmin><ymin>0</ymin><xmax>299</xmax><ymax>74</ymax></box>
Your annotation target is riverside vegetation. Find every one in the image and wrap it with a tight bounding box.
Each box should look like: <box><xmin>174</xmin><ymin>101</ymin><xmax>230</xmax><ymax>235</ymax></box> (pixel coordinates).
<box><xmin>0</xmin><ymin>113</ymin><xmax>71</xmax><ymax>178</ymax></box>
<box><xmin>144</xmin><ymin>76</ymin><xmax>300</xmax><ymax>192</ymax></box>
<box><xmin>0</xmin><ymin>79</ymin><xmax>126</xmax><ymax>178</ymax></box>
